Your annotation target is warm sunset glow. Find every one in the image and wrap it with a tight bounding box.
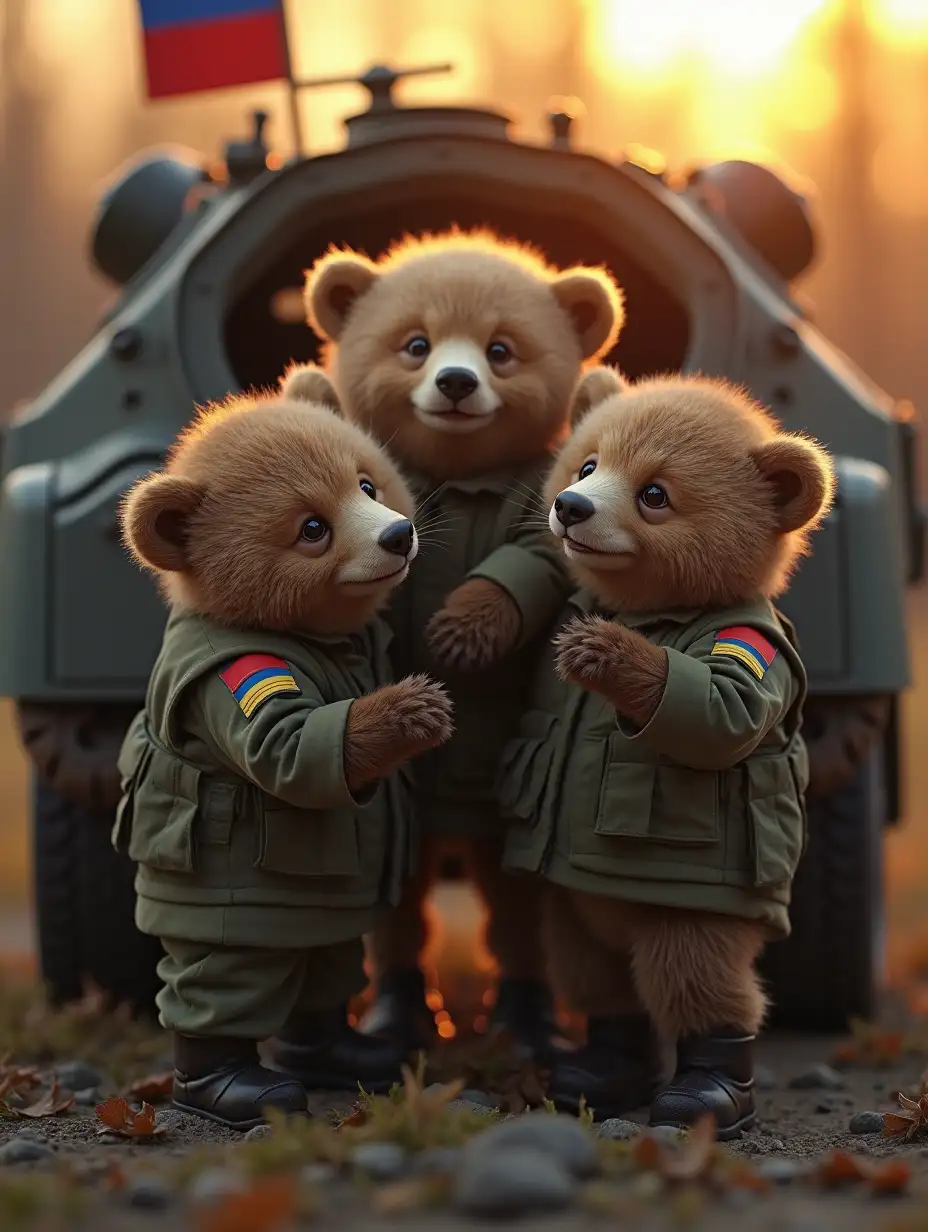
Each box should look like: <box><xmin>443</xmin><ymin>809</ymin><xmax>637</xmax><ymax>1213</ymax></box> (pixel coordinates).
<box><xmin>865</xmin><ymin>0</ymin><xmax>928</xmax><ymax>49</ymax></box>
<box><xmin>586</xmin><ymin>0</ymin><xmax>834</xmax><ymax>83</ymax></box>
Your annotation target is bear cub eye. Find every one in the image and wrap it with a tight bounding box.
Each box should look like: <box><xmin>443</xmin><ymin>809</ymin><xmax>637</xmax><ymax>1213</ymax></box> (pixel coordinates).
<box><xmin>404</xmin><ymin>335</ymin><xmax>430</xmax><ymax>360</ymax></box>
<box><xmin>487</xmin><ymin>340</ymin><xmax>512</xmax><ymax>365</ymax></box>
<box><xmin>578</xmin><ymin>458</ymin><xmax>597</xmax><ymax>480</ymax></box>
<box><xmin>359</xmin><ymin>477</ymin><xmax>378</xmax><ymax>500</ymax></box>
<box><xmin>300</xmin><ymin>516</ymin><xmax>330</xmax><ymax>545</ymax></box>
<box><xmin>639</xmin><ymin>484</ymin><xmax>669</xmax><ymax>511</ymax></box>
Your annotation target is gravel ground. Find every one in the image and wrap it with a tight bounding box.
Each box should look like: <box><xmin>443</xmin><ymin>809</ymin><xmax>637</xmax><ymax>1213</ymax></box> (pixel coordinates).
<box><xmin>2</xmin><ymin>1027</ymin><xmax>928</xmax><ymax>1230</ymax></box>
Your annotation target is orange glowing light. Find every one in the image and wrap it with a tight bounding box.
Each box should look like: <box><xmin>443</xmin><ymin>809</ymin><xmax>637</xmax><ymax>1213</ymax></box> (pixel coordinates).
<box><xmin>437</xmin><ymin>1021</ymin><xmax>457</xmax><ymax>1040</ymax></box>
<box><xmin>425</xmin><ymin>989</ymin><xmax>444</xmax><ymax>1012</ymax></box>
<box><xmin>435</xmin><ymin>1010</ymin><xmax>451</xmax><ymax>1025</ymax></box>
<box><xmin>586</xmin><ymin>0</ymin><xmax>833</xmax><ymax>84</ymax></box>
<box><xmin>865</xmin><ymin>0</ymin><xmax>928</xmax><ymax>50</ymax></box>
<box><xmin>473</xmin><ymin>1015</ymin><xmax>488</xmax><ymax>1033</ymax></box>
<box><xmin>481</xmin><ymin>989</ymin><xmax>496</xmax><ymax>1008</ymax></box>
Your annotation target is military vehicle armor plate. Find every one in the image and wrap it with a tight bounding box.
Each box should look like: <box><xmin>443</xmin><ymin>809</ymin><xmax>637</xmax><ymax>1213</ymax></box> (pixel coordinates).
<box><xmin>0</xmin><ymin>63</ymin><xmax>922</xmax><ymax>1028</ymax></box>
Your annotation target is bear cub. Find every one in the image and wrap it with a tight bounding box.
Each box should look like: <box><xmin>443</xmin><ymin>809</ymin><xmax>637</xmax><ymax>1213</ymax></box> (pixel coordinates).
<box><xmin>115</xmin><ymin>376</ymin><xmax>452</xmax><ymax>1130</ymax></box>
<box><xmin>499</xmin><ymin>368</ymin><xmax>835</xmax><ymax>1138</ymax></box>
<box><xmin>293</xmin><ymin>230</ymin><xmax>624</xmax><ymax>1060</ymax></box>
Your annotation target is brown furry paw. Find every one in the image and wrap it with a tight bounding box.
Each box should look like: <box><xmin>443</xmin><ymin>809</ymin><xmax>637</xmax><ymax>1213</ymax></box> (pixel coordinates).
<box><xmin>426</xmin><ymin>579</ymin><xmax>522</xmax><ymax>671</ymax></box>
<box><xmin>344</xmin><ymin>675</ymin><xmax>453</xmax><ymax>791</ymax></box>
<box><xmin>553</xmin><ymin>616</ymin><xmax>667</xmax><ymax>726</ymax></box>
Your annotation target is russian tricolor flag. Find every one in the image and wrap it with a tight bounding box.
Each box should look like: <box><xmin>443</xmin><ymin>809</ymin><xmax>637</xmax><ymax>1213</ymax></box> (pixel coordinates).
<box><xmin>139</xmin><ymin>0</ymin><xmax>289</xmax><ymax>100</ymax></box>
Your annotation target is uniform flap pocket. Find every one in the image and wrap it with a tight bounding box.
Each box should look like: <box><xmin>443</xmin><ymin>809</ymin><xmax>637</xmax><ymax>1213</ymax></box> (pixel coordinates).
<box><xmin>116</xmin><ymin>712</ymin><xmax>151</xmax><ymax>786</ymax></box>
<box><xmin>127</xmin><ymin>747</ymin><xmax>199</xmax><ymax>873</ymax></box>
<box><xmin>259</xmin><ymin>806</ymin><xmax>360</xmax><ymax>878</ymax></box>
<box><xmin>747</xmin><ymin>756</ymin><xmax>804</xmax><ymax>888</ymax></box>
<box><xmin>497</xmin><ymin>710</ymin><xmax>557</xmax><ymax>824</ymax></box>
<box><xmin>596</xmin><ymin>739</ymin><xmax>720</xmax><ymax>846</ymax></box>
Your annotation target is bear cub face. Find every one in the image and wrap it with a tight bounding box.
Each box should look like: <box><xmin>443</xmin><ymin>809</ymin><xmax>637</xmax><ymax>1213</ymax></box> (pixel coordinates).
<box><xmin>546</xmin><ymin>373</ymin><xmax>835</xmax><ymax>612</ymax></box>
<box><xmin>305</xmin><ymin>231</ymin><xmax>624</xmax><ymax>479</ymax></box>
<box><xmin>122</xmin><ymin>390</ymin><xmax>418</xmax><ymax>636</ymax></box>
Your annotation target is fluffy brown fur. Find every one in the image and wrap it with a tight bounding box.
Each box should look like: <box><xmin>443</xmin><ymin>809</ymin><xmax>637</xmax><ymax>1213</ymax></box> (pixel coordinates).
<box><xmin>543</xmin><ymin>373</ymin><xmax>834</xmax><ymax>1037</ymax></box>
<box><xmin>121</xmin><ymin>389</ymin><xmax>453</xmax><ymax>794</ymax></box>
<box><xmin>546</xmin><ymin>890</ymin><xmax>768</xmax><ymax>1036</ymax></box>
<box><xmin>304</xmin><ymin>228</ymin><xmax>624</xmax><ymax>482</ymax></box>
<box><xmin>424</xmin><ymin>577</ymin><xmax>524</xmax><ymax>672</ymax></box>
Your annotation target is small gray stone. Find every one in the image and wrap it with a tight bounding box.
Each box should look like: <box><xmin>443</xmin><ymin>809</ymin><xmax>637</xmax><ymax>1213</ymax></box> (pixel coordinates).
<box><xmin>849</xmin><ymin>1110</ymin><xmax>884</xmax><ymax>1135</ymax></box>
<box><xmin>755</xmin><ymin>1066</ymin><xmax>778</xmax><ymax>1091</ymax></box>
<box><xmin>815</xmin><ymin>1100</ymin><xmax>835</xmax><ymax>1114</ymax></box>
<box><xmin>453</xmin><ymin>1145</ymin><xmax>576</xmax><ymax>1216</ymax></box>
<box><xmin>189</xmin><ymin>1168</ymin><xmax>247</xmax><ymax>1204</ymax></box>
<box><xmin>351</xmin><ymin>1142</ymin><xmax>407</xmax><ymax>1182</ymax></box>
<box><xmin>0</xmin><ymin>1138</ymin><xmax>56</xmax><ymax>1164</ymax></box>
<box><xmin>412</xmin><ymin>1147</ymin><xmax>464</xmax><ymax>1177</ymax></box>
<box><xmin>597</xmin><ymin>1118</ymin><xmax>642</xmax><ymax>1141</ymax></box>
<box><xmin>758</xmin><ymin>1158</ymin><xmax>804</xmax><ymax>1185</ymax></box>
<box><xmin>300</xmin><ymin>1162</ymin><xmax>337</xmax><ymax>1186</ymax></box>
<box><xmin>54</xmin><ymin>1061</ymin><xmax>105</xmax><ymax>1092</ymax></box>
<box><xmin>787</xmin><ymin>1064</ymin><xmax>846</xmax><ymax>1091</ymax></box>
<box><xmin>465</xmin><ymin>1110</ymin><xmax>599</xmax><ymax>1179</ymax></box>
<box><xmin>447</xmin><ymin>1098</ymin><xmax>497</xmax><ymax>1117</ymax></box>
<box><xmin>648</xmin><ymin>1124</ymin><xmax>686</xmax><ymax>1145</ymax></box>
<box><xmin>244</xmin><ymin>1124</ymin><xmax>274</xmax><ymax>1141</ymax></box>
<box><xmin>127</xmin><ymin>1177</ymin><xmax>172</xmax><ymax>1210</ymax></box>
<box><xmin>10</xmin><ymin>1129</ymin><xmax>45</xmax><ymax>1144</ymax></box>
<box><xmin>458</xmin><ymin>1088</ymin><xmax>500</xmax><ymax>1109</ymax></box>
<box><xmin>767</xmin><ymin>1139</ymin><xmax>786</xmax><ymax>1151</ymax></box>
<box><xmin>73</xmin><ymin>1088</ymin><xmax>99</xmax><ymax>1107</ymax></box>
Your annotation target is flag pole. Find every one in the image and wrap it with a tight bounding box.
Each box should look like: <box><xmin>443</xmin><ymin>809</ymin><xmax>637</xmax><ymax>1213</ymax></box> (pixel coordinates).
<box><xmin>278</xmin><ymin>1</ymin><xmax>305</xmax><ymax>157</ymax></box>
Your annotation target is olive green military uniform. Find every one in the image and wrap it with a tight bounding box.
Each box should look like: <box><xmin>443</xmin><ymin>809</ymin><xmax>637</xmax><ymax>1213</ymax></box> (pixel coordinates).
<box><xmin>375</xmin><ymin>458</ymin><xmax>571</xmax><ymax>975</ymax></box>
<box><xmin>114</xmin><ymin>610</ymin><xmax>411</xmax><ymax>1038</ymax></box>
<box><xmin>500</xmin><ymin>592</ymin><xmax>808</xmax><ymax>938</ymax></box>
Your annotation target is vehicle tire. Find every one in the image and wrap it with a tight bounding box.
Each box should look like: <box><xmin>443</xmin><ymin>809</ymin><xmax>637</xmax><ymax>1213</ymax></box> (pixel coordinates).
<box><xmin>33</xmin><ymin>776</ymin><xmax>163</xmax><ymax>1016</ymax></box>
<box><xmin>16</xmin><ymin>701</ymin><xmax>140</xmax><ymax>813</ymax></box>
<box><xmin>804</xmin><ymin>694</ymin><xmax>890</xmax><ymax>800</ymax></box>
<box><xmin>761</xmin><ymin>745</ymin><xmax>885</xmax><ymax>1032</ymax></box>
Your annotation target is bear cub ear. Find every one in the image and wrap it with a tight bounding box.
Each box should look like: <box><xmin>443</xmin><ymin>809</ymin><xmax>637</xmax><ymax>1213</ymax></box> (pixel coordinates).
<box><xmin>304</xmin><ymin>251</ymin><xmax>379</xmax><ymax>342</ymax></box>
<box><xmin>279</xmin><ymin>363</ymin><xmax>341</xmax><ymax>413</ymax></box>
<box><xmin>570</xmin><ymin>365</ymin><xmax>627</xmax><ymax>428</ymax></box>
<box><xmin>551</xmin><ymin>267</ymin><xmax>625</xmax><ymax>360</ymax></box>
<box><xmin>751</xmin><ymin>434</ymin><xmax>836</xmax><ymax>534</ymax></box>
<box><xmin>121</xmin><ymin>473</ymin><xmax>205</xmax><ymax>573</ymax></box>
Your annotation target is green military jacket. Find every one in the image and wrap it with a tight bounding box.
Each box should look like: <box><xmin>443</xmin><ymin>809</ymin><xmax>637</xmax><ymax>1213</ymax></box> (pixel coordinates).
<box><xmin>113</xmin><ymin>610</ymin><xmax>411</xmax><ymax>949</ymax></box>
<box><xmin>499</xmin><ymin>592</ymin><xmax>809</xmax><ymax>937</ymax></box>
<box><xmin>386</xmin><ymin>456</ymin><xmax>571</xmax><ymax>834</ymax></box>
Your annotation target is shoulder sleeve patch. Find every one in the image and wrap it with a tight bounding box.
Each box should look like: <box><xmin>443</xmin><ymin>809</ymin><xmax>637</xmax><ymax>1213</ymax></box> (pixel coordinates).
<box><xmin>710</xmin><ymin>626</ymin><xmax>777</xmax><ymax>680</ymax></box>
<box><xmin>219</xmin><ymin>654</ymin><xmax>301</xmax><ymax>720</ymax></box>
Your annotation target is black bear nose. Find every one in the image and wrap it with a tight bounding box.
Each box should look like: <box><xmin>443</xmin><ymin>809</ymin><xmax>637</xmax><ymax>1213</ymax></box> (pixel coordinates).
<box><xmin>554</xmin><ymin>491</ymin><xmax>595</xmax><ymax>527</ymax></box>
<box><xmin>378</xmin><ymin>518</ymin><xmax>414</xmax><ymax>557</ymax></box>
<box><xmin>435</xmin><ymin>367</ymin><xmax>478</xmax><ymax>404</ymax></box>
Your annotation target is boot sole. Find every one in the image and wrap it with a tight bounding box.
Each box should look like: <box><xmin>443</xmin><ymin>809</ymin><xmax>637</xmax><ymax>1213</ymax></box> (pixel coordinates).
<box><xmin>650</xmin><ymin>1109</ymin><xmax>757</xmax><ymax>1142</ymax></box>
<box><xmin>171</xmin><ymin>1098</ymin><xmax>309</xmax><ymax>1134</ymax></box>
<box><xmin>266</xmin><ymin>1070</ymin><xmax>400</xmax><ymax>1096</ymax></box>
<box><xmin>551</xmin><ymin>1080</ymin><xmax>662</xmax><ymax>1122</ymax></box>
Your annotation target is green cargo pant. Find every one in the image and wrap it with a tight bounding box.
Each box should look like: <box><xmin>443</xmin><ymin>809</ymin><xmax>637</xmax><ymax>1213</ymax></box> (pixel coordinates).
<box><xmin>156</xmin><ymin>937</ymin><xmax>367</xmax><ymax>1038</ymax></box>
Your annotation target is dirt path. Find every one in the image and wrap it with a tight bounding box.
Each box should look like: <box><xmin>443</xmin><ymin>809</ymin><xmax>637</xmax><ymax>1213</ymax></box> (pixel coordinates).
<box><xmin>3</xmin><ymin>1021</ymin><xmax>928</xmax><ymax>1230</ymax></box>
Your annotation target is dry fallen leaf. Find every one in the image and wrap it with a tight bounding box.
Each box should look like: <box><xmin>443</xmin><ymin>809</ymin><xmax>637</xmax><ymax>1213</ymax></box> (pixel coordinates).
<box><xmin>883</xmin><ymin>1091</ymin><xmax>928</xmax><ymax>1141</ymax></box>
<box><xmin>336</xmin><ymin>1104</ymin><xmax>370</xmax><ymax>1130</ymax></box>
<box><xmin>660</xmin><ymin>1114</ymin><xmax>716</xmax><ymax>1183</ymax></box>
<box><xmin>127</xmin><ymin>1072</ymin><xmax>174</xmax><ymax>1102</ymax></box>
<box><xmin>16</xmin><ymin>1080</ymin><xmax>75</xmax><ymax>1119</ymax></box>
<box><xmin>869</xmin><ymin>1160</ymin><xmax>911</xmax><ymax>1195</ymax></box>
<box><xmin>833</xmin><ymin>1019</ymin><xmax>906</xmax><ymax>1068</ymax></box>
<box><xmin>196</xmin><ymin>1175</ymin><xmax>298</xmax><ymax>1232</ymax></box>
<box><xmin>817</xmin><ymin>1151</ymin><xmax>870</xmax><ymax>1186</ymax></box>
<box><xmin>96</xmin><ymin>1096</ymin><xmax>165</xmax><ymax>1138</ymax></box>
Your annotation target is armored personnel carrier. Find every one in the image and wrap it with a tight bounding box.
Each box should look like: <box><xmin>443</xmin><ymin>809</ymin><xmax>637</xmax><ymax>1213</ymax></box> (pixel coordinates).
<box><xmin>0</xmin><ymin>63</ymin><xmax>921</xmax><ymax>1029</ymax></box>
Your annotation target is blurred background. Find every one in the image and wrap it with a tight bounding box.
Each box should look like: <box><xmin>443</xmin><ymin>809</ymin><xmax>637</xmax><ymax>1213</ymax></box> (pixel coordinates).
<box><xmin>1</xmin><ymin>0</ymin><xmax>927</xmax><ymax>991</ymax></box>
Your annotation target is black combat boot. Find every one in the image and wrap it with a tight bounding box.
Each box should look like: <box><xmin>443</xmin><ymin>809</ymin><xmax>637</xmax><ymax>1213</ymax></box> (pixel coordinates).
<box><xmin>265</xmin><ymin>1004</ymin><xmax>408</xmax><ymax>1093</ymax></box>
<box><xmin>649</xmin><ymin>1028</ymin><xmax>756</xmax><ymax>1141</ymax></box>
<box><xmin>487</xmin><ymin>977</ymin><xmax>565</xmax><ymax>1064</ymax></box>
<box><xmin>547</xmin><ymin>1015</ymin><xmax>664</xmax><ymax>1118</ymax></box>
<box><xmin>172</xmin><ymin>1034</ymin><xmax>308</xmax><ymax>1131</ymax></box>
<box><xmin>358</xmin><ymin>969</ymin><xmax>438</xmax><ymax>1056</ymax></box>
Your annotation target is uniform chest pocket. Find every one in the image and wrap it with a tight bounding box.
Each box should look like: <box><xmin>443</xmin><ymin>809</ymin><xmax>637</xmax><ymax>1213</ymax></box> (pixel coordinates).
<box><xmin>746</xmin><ymin>756</ymin><xmax>805</xmax><ymax>887</ymax></box>
<box><xmin>496</xmin><ymin>710</ymin><xmax>558</xmax><ymax>824</ymax></box>
<box><xmin>126</xmin><ymin>748</ymin><xmax>200</xmax><ymax>873</ymax></box>
<box><xmin>595</xmin><ymin>736</ymin><xmax>720</xmax><ymax>846</ymax></box>
<box><xmin>257</xmin><ymin>805</ymin><xmax>361</xmax><ymax>878</ymax></box>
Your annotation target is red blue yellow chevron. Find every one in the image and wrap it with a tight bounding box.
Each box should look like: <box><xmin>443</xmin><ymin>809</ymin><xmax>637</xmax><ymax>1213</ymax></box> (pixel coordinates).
<box><xmin>220</xmin><ymin>654</ymin><xmax>300</xmax><ymax>719</ymax></box>
<box><xmin>710</xmin><ymin>626</ymin><xmax>777</xmax><ymax>680</ymax></box>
